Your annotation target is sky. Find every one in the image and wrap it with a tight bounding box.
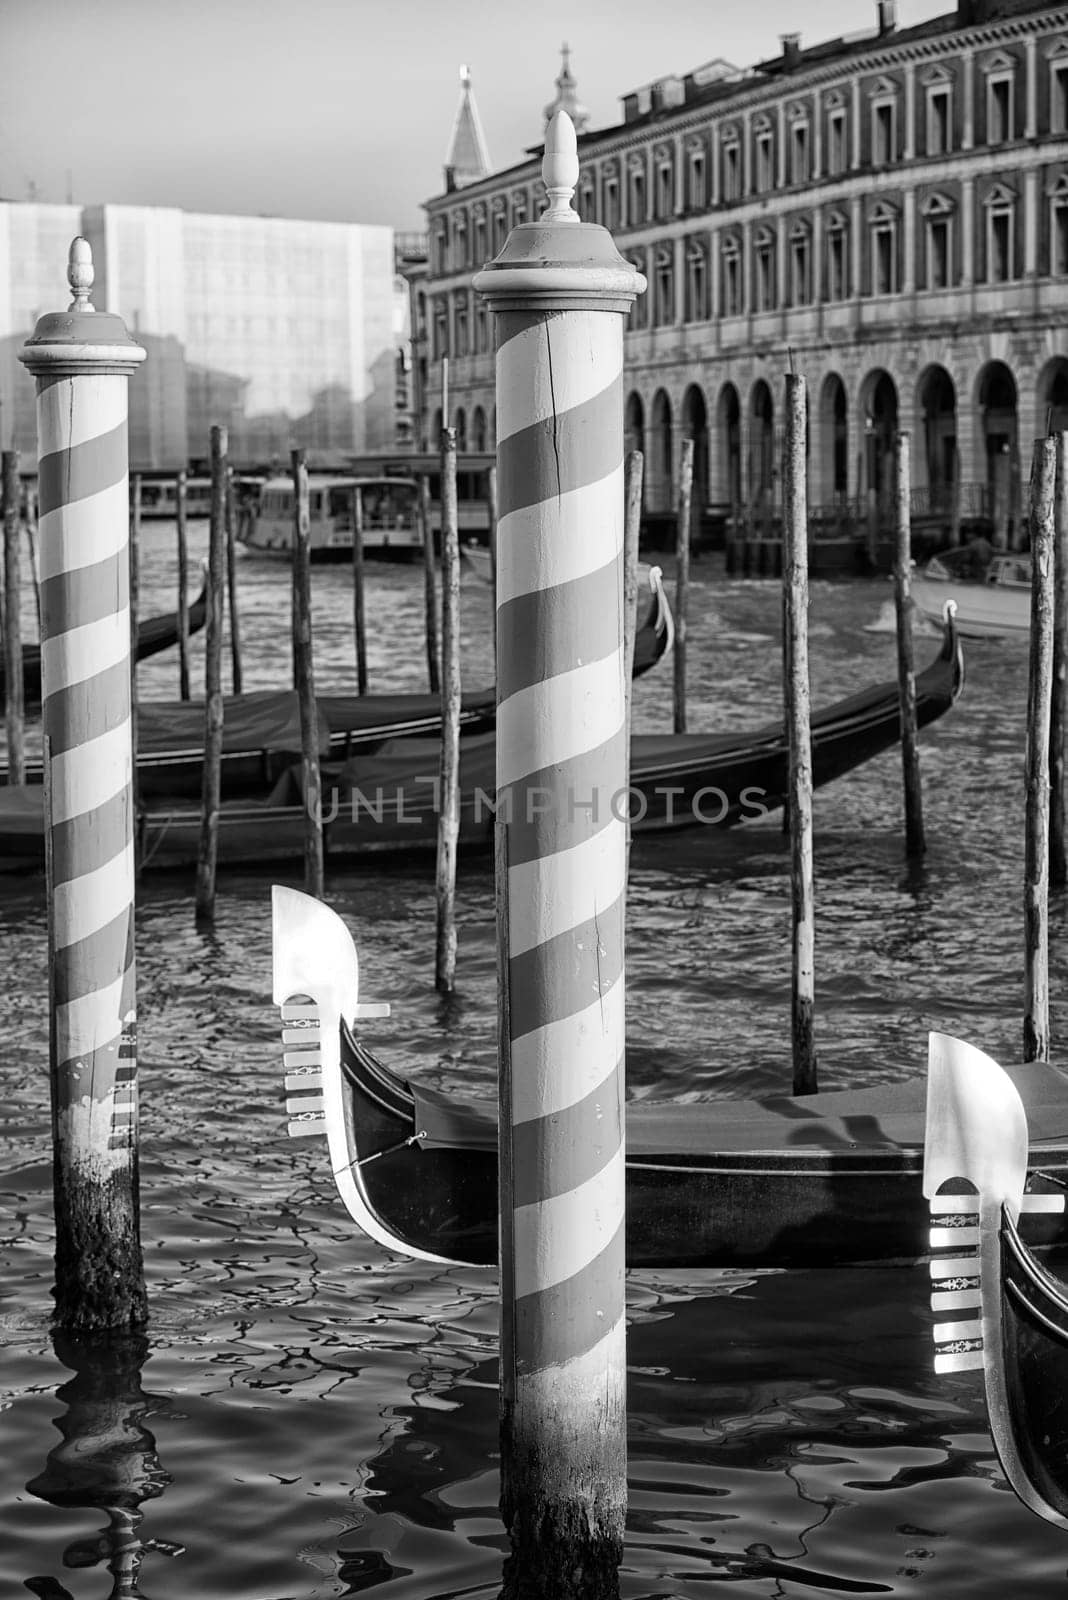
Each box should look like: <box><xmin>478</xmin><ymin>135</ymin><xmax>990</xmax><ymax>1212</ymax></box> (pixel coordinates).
<box><xmin>2</xmin><ymin>0</ymin><xmax>953</xmax><ymax>235</ymax></box>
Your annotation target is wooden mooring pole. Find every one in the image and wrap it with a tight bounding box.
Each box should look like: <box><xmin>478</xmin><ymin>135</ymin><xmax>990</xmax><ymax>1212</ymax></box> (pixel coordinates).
<box><xmin>2</xmin><ymin>450</ymin><xmax>25</xmax><ymax>785</ymax></box>
<box><xmin>673</xmin><ymin>437</ymin><xmax>694</xmax><ymax>733</ymax></box>
<box><xmin>784</xmin><ymin>373</ymin><xmax>818</xmax><ymax>1095</ymax></box>
<box><xmin>129</xmin><ymin>471</ymin><xmax>141</xmax><ymax>820</ymax></box>
<box><xmin>1051</xmin><ymin>433</ymin><xmax>1068</xmax><ymax>891</ymax></box>
<box><xmin>194</xmin><ymin>427</ymin><xmax>228</xmax><ymax>925</ymax></box>
<box><xmin>419</xmin><ymin>474</ymin><xmax>440</xmax><ymax>694</ymax></box>
<box><xmin>291</xmin><ymin>448</ymin><xmax>324</xmax><ymax>898</ymax></box>
<box><xmin>23</xmin><ymin>476</ymin><xmax>42</xmax><ymax>639</ymax></box>
<box><xmin>1024</xmin><ymin>436</ymin><xmax>1057</xmax><ymax>1063</ymax></box>
<box><xmin>487</xmin><ymin>463</ymin><xmax>498</xmax><ymax>664</ymax></box>
<box><xmin>351</xmin><ymin>483</ymin><xmax>368</xmax><ymax>694</ymax></box>
<box><xmin>473</xmin><ymin>111</ymin><xmax>644</xmax><ymax>1600</ymax></box>
<box><xmin>435</xmin><ymin>426</ymin><xmax>461</xmax><ymax>992</ymax></box>
<box><xmin>19</xmin><ymin>238</ymin><xmax>148</xmax><ymax>1329</ymax></box>
<box><xmin>893</xmin><ymin>432</ymin><xmax>925</xmax><ymax>858</ymax></box>
<box><xmin>175</xmin><ymin>469</ymin><xmax>191</xmax><ymax>701</ymax></box>
<box><xmin>225</xmin><ymin>465</ymin><xmax>243</xmax><ymax>695</ymax></box>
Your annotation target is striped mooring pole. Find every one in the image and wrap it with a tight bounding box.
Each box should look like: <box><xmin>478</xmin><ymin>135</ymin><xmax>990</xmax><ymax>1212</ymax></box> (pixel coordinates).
<box><xmin>473</xmin><ymin>112</ymin><xmax>645</xmax><ymax>1599</ymax></box>
<box><xmin>19</xmin><ymin>239</ymin><xmax>148</xmax><ymax>1331</ymax></box>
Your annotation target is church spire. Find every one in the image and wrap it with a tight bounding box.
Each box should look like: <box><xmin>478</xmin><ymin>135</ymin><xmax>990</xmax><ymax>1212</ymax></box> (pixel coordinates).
<box><xmin>543</xmin><ymin>43</ymin><xmax>590</xmax><ymax>134</ymax></box>
<box><xmin>444</xmin><ymin>64</ymin><xmax>492</xmax><ymax>191</ymax></box>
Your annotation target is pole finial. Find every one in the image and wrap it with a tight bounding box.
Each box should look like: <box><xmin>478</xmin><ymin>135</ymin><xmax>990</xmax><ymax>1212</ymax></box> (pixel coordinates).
<box><xmin>67</xmin><ymin>237</ymin><xmax>95</xmax><ymax>313</ymax></box>
<box><xmin>542</xmin><ymin>111</ymin><xmax>579</xmax><ymax>223</ymax></box>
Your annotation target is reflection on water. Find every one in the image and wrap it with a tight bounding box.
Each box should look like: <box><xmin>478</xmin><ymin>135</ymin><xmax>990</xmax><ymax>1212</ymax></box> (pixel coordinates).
<box><xmin>25</xmin><ymin>1334</ymin><xmax>178</xmax><ymax>1599</ymax></box>
<box><xmin>3</xmin><ymin>530</ymin><xmax>1068</xmax><ymax>1594</ymax></box>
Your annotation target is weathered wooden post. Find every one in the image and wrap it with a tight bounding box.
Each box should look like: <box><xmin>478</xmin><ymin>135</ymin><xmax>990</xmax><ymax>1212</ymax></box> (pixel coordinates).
<box><xmin>224</xmin><ymin>464</ymin><xmax>243</xmax><ymax>695</ymax></box>
<box><xmin>1024</xmin><ymin>436</ymin><xmax>1057</xmax><ymax>1063</ymax></box>
<box><xmin>291</xmin><ymin>448</ymin><xmax>325</xmax><ymax>898</ymax></box>
<box><xmin>194</xmin><ymin>427</ymin><xmax>228</xmax><ymax>924</ymax></box>
<box><xmin>473</xmin><ymin>111</ymin><xmax>644</xmax><ymax>1599</ymax></box>
<box><xmin>893</xmin><ymin>432</ymin><xmax>925</xmax><ymax>857</ymax></box>
<box><xmin>419</xmin><ymin>473</ymin><xmax>440</xmax><ymax>694</ymax></box>
<box><xmin>487</xmin><ymin>462</ymin><xmax>499</xmax><ymax>662</ymax></box>
<box><xmin>2</xmin><ymin>450</ymin><xmax>25</xmax><ymax>785</ymax></box>
<box><xmin>436</xmin><ymin>426</ymin><xmax>461</xmax><ymax>992</ymax></box>
<box><xmin>673</xmin><ymin>437</ymin><xmax>694</xmax><ymax>733</ymax></box>
<box><xmin>23</xmin><ymin>476</ymin><xmax>43</xmax><ymax>638</ymax></box>
<box><xmin>18</xmin><ymin>237</ymin><xmax>148</xmax><ymax>1329</ymax></box>
<box><xmin>351</xmin><ymin>483</ymin><xmax>368</xmax><ymax>694</ymax></box>
<box><xmin>1051</xmin><ymin>433</ymin><xmax>1068</xmax><ymax>891</ymax></box>
<box><xmin>128</xmin><ymin>471</ymin><xmax>141</xmax><ymax>820</ymax></box>
<box><xmin>175</xmin><ymin>469</ymin><xmax>191</xmax><ymax>701</ymax></box>
<box><xmin>784</xmin><ymin>373</ymin><xmax>818</xmax><ymax>1095</ymax></box>
<box><xmin>623</xmin><ymin>450</ymin><xmax>644</xmax><ymax>717</ymax></box>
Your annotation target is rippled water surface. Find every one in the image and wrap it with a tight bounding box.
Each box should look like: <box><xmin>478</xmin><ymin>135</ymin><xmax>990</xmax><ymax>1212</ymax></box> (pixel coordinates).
<box><xmin>3</xmin><ymin>522</ymin><xmax>1068</xmax><ymax>1597</ymax></box>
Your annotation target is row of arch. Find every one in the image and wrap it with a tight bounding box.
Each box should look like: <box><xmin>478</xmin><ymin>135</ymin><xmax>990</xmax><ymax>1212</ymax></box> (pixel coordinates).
<box><xmin>627</xmin><ymin>356</ymin><xmax>1068</xmax><ymax>524</ymax></box>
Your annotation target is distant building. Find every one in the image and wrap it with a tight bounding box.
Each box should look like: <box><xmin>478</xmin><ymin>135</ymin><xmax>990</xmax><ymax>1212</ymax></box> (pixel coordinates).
<box><xmin>0</xmin><ymin>201</ymin><xmax>402</xmax><ymax>468</ymax></box>
<box><xmin>415</xmin><ymin>1</ymin><xmax>1068</xmax><ymax>546</ymax></box>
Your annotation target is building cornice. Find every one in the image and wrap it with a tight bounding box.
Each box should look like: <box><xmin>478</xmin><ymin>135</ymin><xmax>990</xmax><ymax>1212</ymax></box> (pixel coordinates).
<box><xmin>424</xmin><ymin>7</ymin><xmax>1068</xmax><ymax>219</ymax></box>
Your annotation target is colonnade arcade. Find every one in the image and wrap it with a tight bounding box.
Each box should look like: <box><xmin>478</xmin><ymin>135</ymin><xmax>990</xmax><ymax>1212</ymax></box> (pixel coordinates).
<box><xmin>626</xmin><ymin>353</ymin><xmax>1068</xmax><ymax>540</ymax></box>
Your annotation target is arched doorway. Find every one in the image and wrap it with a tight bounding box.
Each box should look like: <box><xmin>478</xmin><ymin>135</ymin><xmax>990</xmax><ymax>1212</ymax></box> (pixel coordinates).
<box><xmin>819</xmin><ymin>373</ymin><xmax>848</xmax><ymax>506</ymax></box>
<box><xmin>681</xmin><ymin>383</ymin><xmax>709</xmax><ymax>523</ymax></box>
<box><xmin>716</xmin><ymin>384</ymin><xmax>741</xmax><ymax>521</ymax></box>
<box><xmin>431</xmin><ymin>407</ymin><xmax>444</xmax><ymax>448</ymax></box>
<box><xmin>859</xmin><ymin>369</ymin><xmax>899</xmax><ymax>518</ymax></box>
<box><xmin>1039</xmin><ymin>356</ymin><xmax>1068</xmax><ymax>438</ymax></box>
<box><xmin>471</xmin><ymin>405</ymin><xmax>487</xmax><ymax>453</ymax></box>
<box><xmin>749</xmin><ymin>379</ymin><xmax>774</xmax><ymax>530</ymax></box>
<box><xmin>649</xmin><ymin>389</ymin><xmax>673</xmax><ymax>514</ymax></box>
<box><xmin>976</xmin><ymin>360</ymin><xmax>1018</xmax><ymax>547</ymax></box>
<box><xmin>454</xmin><ymin>407</ymin><xmax>467</xmax><ymax>452</ymax></box>
<box><xmin>625</xmin><ymin>391</ymin><xmax>645</xmax><ymax>461</ymax></box>
<box><xmin>917</xmin><ymin>365</ymin><xmax>957</xmax><ymax>509</ymax></box>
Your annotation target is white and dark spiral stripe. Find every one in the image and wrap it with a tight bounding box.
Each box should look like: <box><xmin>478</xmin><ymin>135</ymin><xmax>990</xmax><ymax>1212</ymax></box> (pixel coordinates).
<box><xmin>496</xmin><ymin>307</ymin><xmax>627</xmax><ymax>1376</ymax></box>
<box><xmin>36</xmin><ymin>375</ymin><xmax>137</xmax><ymax>1167</ymax></box>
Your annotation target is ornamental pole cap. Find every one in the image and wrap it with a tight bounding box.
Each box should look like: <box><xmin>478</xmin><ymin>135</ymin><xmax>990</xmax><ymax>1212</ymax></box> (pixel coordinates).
<box><xmin>473</xmin><ymin>111</ymin><xmax>645</xmax><ymax>311</ymax></box>
<box><xmin>19</xmin><ymin>237</ymin><xmax>147</xmax><ymax>377</ymax></box>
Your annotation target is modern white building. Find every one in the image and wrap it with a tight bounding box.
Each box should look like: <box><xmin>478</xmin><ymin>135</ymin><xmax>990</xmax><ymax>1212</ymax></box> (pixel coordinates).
<box><xmin>0</xmin><ymin>201</ymin><xmax>400</xmax><ymax>468</ymax></box>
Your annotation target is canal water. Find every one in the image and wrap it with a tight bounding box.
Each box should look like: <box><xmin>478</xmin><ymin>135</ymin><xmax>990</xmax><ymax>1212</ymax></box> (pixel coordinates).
<box><xmin>3</xmin><ymin>521</ymin><xmax>1068</xmax><ymax>1597</ymax></box>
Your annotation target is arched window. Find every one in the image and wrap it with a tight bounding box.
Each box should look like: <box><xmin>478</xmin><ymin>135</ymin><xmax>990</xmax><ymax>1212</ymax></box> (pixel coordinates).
<box><xmin>870</xmin><ymin>76</ymin><xmax>900</xmax><ymax>166</ymax></box>
<box><xmin>684</xmin><ymin>238</ymin><xmax>709</xmax><ymax>321</ymax></box>
<box><xmin>984</xmin><ymin>182</ymin><xmax>1017</xmax><ymax>282</ymax></box>
<box><xmin>922</xmin><ymin>65</ymin><xmax>954</xmax><ymax>157</ymax></box>
<box><xmin>655</xmin><ymin>145</ymin><xmax>674</xmax><ymax>219</ymax></box>
<box><xmin>1049</xmin><ymin>173</ymin><xmax>1068</xmax><ymax>276</ymax></box>
<box><xmin>825</xmin><ymin>210</ymin><xmax>849</xmax><ymax>301</ymax></box>
<box><xmin>754</xmin><ymin>225</ymin><xmax>776</xmax><ymax>311</ymax></box>
<box><xmin>789</xmin><ymin>220</ymin><xmax>811</xmax><ymax>305</ymax></box>
<box><xmin>654</xmin><ymin>244</ymin><xmax>674</xmax><ymax>324</ymax></box>
<box><xmin>627</xmin><ymin>251</ymin><xmax>648</xmax><ymax>329</ymax></box>
<box><xmin>869</xmin><ymin>202</ymin><xmax>899</xmax><ymax>295</ymax></box>
<box><xmin>721</xmin><ymin>234</ymin><xmax>742</xmax><ymax>316</ymax></box>
<box><xmin>686</xmin><ymin>138</ymin><xmax>707</xmax><ymax>210</ymax></box>
<box><xmin>921</xmin><ymin>193</ymin><xmax>955</xmax><ymax>290</ymax></box>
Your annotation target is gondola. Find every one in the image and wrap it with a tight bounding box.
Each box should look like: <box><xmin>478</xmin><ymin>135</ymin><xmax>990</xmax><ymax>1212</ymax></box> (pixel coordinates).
<box><xmin>272</xmin><ymin>890</ymin><xmax>1068</xmax><ymax>1271</ymax></box>
<box><xmin>0</xmin><ymin>576</ymin><xmax>209</xmax><ymax>708</ymax></box>
<box><xmin>924</xmin><ymin>1033</ymin><xmax>1068</xmax><ymax>1528</ymax></box>
<box><xmin>0</xmin><ymin>603</ymin><xmax>961</xmax><ymax>872</ymax></box>
<box><xmin>0</xmin><ymin>569</ymin><xmax>671</xmax><ymax>798</ymax></box>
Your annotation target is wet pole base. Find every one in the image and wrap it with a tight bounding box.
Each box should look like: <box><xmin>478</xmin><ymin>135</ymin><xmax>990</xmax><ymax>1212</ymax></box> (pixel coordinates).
<box><xmin>499</xmin><ymin>1500</ymin><xmax>623</xmax><ymax>1600</ymax></box>
<box><xmin>499</xmin><ymin>1414</ymin><xmax>625</xmax><ymax>1600</ymax></box>
<box><xmin>52</xmin><ymin>1173</ymin><xmax>148</xmax><ymax>1332</ymax></box>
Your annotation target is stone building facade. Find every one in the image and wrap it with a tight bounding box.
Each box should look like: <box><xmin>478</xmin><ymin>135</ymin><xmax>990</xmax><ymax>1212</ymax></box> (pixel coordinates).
<box><xmin>415</xmin><ymin>0</ymin><xmax>1068</xmax><ymax>543</ymax></box>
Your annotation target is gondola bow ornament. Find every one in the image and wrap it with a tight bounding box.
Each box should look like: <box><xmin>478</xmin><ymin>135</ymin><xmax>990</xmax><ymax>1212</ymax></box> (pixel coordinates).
<box><xmin>924</xmin><ymin>1031</ymin><xmax>1068</xmax><ymax>1528</ymax></box>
